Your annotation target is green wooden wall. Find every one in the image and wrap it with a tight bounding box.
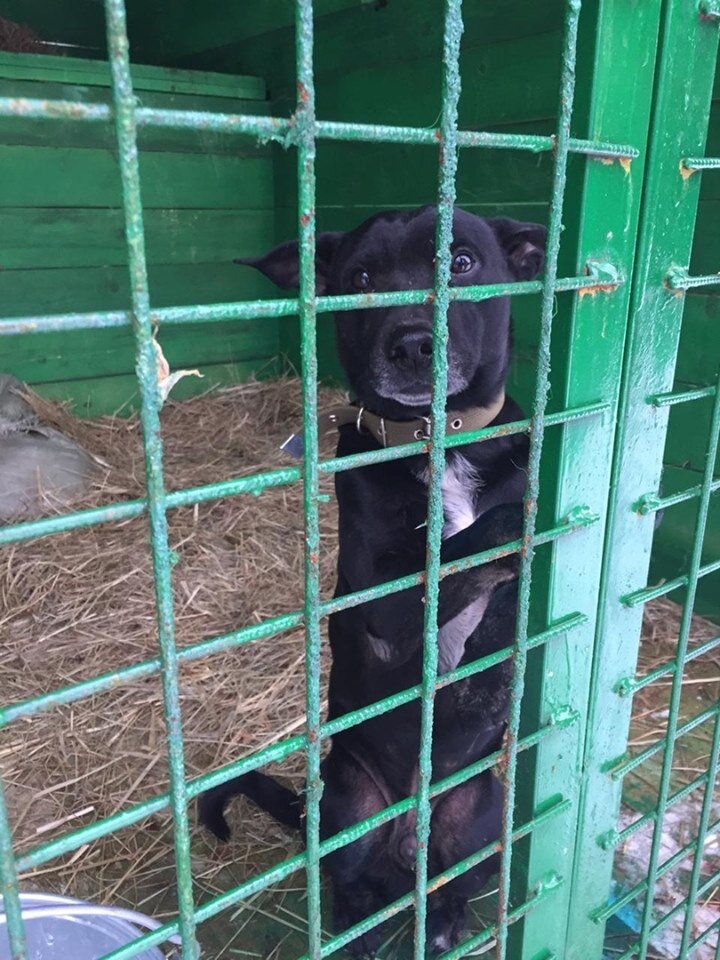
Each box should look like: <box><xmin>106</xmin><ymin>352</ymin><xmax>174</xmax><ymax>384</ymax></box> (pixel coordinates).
<box><xmin>0</xmin><ymin>51</ymin><xmax>278</xmax><ymax>416</ymax></box>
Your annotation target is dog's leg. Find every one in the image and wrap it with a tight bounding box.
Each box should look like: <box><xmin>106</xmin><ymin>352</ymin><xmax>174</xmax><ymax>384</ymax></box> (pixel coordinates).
<box><xmin>424</xmin><ymin>771</ymin><xmax>503</xmax><ymax>952</ymax></box>
<box><xmin>426</xmin><ymin>893</ymin><xmax>468</xmax><ymax>955</ymax></box>
<box><xmin>320</xmin><ymin>746</ymin><xmax>394</xmax><ymax>957</ymax></box>
<box><xmin>331</xmin><ymin>880</ymin><xmax>386</xmax><ymax>959</ymax></box>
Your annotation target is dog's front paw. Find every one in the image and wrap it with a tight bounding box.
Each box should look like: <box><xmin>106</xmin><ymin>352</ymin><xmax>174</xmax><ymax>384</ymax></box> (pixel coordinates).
<box><xmin>426</xmin><ymin>901</ymin><xmax>467</xmax><ymax>955</ymax></box>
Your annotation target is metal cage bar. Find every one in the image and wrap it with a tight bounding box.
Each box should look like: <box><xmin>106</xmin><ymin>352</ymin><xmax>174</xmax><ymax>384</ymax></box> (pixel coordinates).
<box><xmin>293</xmin><ymin>0</ymin><xmax>325</xmax><ymax>953</ymax></box>
<box><xmin>410</xmin><ymin>0</ymin><xmax>463</xmax><ymax>954</ymax></box>
<box><xmin>495</xmin><ymin>1</ymin><xmax>581</xmax><ymax>955</ymax></box>
<box><xmin>567</xmin><ymin>2</ymin><xmax>720</xmax><ymax>958</ymax></box>
<box><xmin>0</xmin><ymin>0</ymin><xmax>713</xmax><ymax>958</ymax></box>
<box><xmin>101</xmin><ymin>0</ymin><xmax>197</xmax><ymax>956</ymax></box>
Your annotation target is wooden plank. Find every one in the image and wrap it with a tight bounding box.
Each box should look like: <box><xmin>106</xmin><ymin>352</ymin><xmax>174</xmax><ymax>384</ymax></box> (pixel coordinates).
<box><xmin>1</xmin><ymin>262</ymin><xmax>281</xmax><ymax>318</ymax></box>
<box><xmin>0</xmin><ymin>145</ymin><xmax>273</xmax><ymax>209</ymax></box>
<box><xmin>5</xmin><ymin>317</ymin><xmax>279</xmax><ymax>386</ymax></box>
<box><xmin>0</xmin><ymin>51</ymin><xmax>265</xmax><ymax>100</ymax></box>
<box><xmin>1</xmin><ymin>208</ymin><xmax>274</xmax><ymax>269</ymax></box>
<box><xmin>32</xmin><ymin>357</ymin><xmax>280</xmax><ymax>419</ymax></box>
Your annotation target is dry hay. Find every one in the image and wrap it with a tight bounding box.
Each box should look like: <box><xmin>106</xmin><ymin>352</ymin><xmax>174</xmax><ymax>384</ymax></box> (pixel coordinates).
<box><xmin>1</xmin><ymin>378</ymin><xmax>343</xmax><ymax>955</ymax></box>
<box><xmin>1</xmin><ymin>377</ymin><xmax>718</xmax><ymax>958</ymax></box>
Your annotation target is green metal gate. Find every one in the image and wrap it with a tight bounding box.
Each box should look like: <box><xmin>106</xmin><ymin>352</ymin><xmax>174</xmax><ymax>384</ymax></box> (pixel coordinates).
<box><xmin>0</xmin><ymin>1</ymin><xmax>718</xmax><ymax>959</ymax></box>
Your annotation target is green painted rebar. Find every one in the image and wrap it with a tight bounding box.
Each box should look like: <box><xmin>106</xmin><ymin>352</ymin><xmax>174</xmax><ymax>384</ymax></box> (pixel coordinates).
<box><xmin>615</xmin><ymin>632</ymin><xmax>720</xmax><ymax>696</ymax></box>
<box><xmin>0</xmin><ymin>272</ymin><xmax>622</xmax><ymax>337</ymax></box>
<box><xmin>1</xmin><ymin>515</ymin><xmax>592</xmax><ymax>734</ymax></box>
<box><xmin>677</xmin><ymin>706</ymin><xmax>720</xmax><ymax>955</ymax></box>
<box><xmin>79</xmin><ymin>720</ymin><xmax>575</xmax><ymax>960</ymax></box>
<box><xmin>648</xmin><ymin>384</ymin><xmax>717</xmax><ymax>406</ymax></box>
<box><xmin>495</xmin><ymin>1</ymin><xmax>582</xmax><ymax>954</ymax></box>
<box><xmin>102</xmin><ymin>0</ymin><xmax>196</xmax><ymax>956</ymax></box>
<box><xmin>634</xmin><ymin>304</ymin><xmax>720</xmax><ymax>960</ymax></box>
<box><xmin>610</xmin><ymin>701</ymin><xmax>719</xmax><ymax>780</ymax></box>
<box><xmin>293</xmin><ymin>0</ymin><xmax>324</xmax><ymax>954</ymax></box>
<box><xmin>0</xmin><ymin>398</ymin><xmax>607</xmax><ymax>549</ymax></box>
<box><xmin>593</xmin><ymin>814</ymin><xmax>720</xmax><ymax>923</ymax></box>
<box><xmin>0</xmin><ymin>777</ymin><xmax>26</xmax><ymax>960</ymax></box>
<box><xmin>411</xmin><ymin>0</ymin><xmax>463</xmax><ymax>953</ymax></box>
<box><xmin>665</xmin><ymin>266</ymin><xmax>720</xmax><ymax>290</ymax></box>
<box><xmin>0</xmin><ymin>94</ymin><xmax>638</xmax><ymax>160</ymax></box>
<box><xmin>610</xmin><ymin>865</ymin><xmax>720</xmax><ymax>960</ymax></box>
<box><xmin>621</xmin><ymin>556</ymin><xmax>720</xmax><ymax>606</ymax></box>
<box><xmin>635</xmin><ymin>478</ymin><xmax>720</xmax><ymax>515</ymax></box>
<box><xmin>682</xmin><ymin>156</ymin><xmax>720</xmax><ymax>170</ymax></box>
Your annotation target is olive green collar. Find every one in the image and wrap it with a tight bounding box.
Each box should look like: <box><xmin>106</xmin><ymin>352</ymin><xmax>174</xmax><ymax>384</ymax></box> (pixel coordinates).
<box><xmin>281</xmin><ymin>392</ymin><xmax>506</xmax><ymax>458</ymax></box>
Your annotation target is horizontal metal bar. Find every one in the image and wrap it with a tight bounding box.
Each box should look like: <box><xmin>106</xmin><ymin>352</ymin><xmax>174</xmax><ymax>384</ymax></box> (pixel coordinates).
<box><xmin>18</xmin><ymin>713</ymin><xmax>573</xmax><ymax>931</ymax></box>
<box><xmin>0</xmin><ymin>96</ymin><xmax>638</xmax><ymax>160</ymax></box>
<box><xmin>609</xmin><ymin>771</ymin><xmax>710</xmax><ymax>850</ymax></box>
<box><xmin>0</xmin><ymin>401</ymin><xmax>606</xmax><ymax>548</ymax></box>
<box><xmin>615</xmin><ymin>632</ymin><xmax>720</xmax><ymax>697</ymax></box>
<box><xmin>682</xmin><ymin>157</ymin><xmax>720</xmax><ymax>171</ymax></box>
<box><xmin>441</xmin><ymin>873</ymin><xmax>565</xmax><ymax>960</ymax></box>
<box><xmin>101</xmin><ymin>798</ymin><xmax>569</xmax><ymax>960</ymax></box>
<box><xmin>610</xmin><ymin>703</ymin><xmax>720</xmax><ymax>780</ymax></box>
<box><xmin>648</xmin><ymin>384</ymin><xmax>717</xmax><ymax>407</ymax></box>
<box><xmin>0</xmin><ymin>517</ymin><xmax>592</xmax><ymax>730</ymax></box>
<box><xmin>0</xmin><ymin>272</ymin><xmax>622</xmax><ymax>336</ymax></box>
<box><xmin>321</xmin><ymin>612</ymin><xmax>586</xmax><ymax>738</ymax></box>
<box><xmin>621</xmin><ymin>556</ymin><xmax>720</xmax><ymax>606</ymax></box>
<box><xmin>635</xmin><ymin>477</ymin><xmax>720</xmax><ymax>515</ymax></box>
<box><xmin>592</xmin><ymin>811</ymin><xmax>720</xmax><ymax>922</ymax></box>
<box><xmin>666</xmin><ymin>265</ymin><xmax>720</xmax><ymax>290</ymax></box>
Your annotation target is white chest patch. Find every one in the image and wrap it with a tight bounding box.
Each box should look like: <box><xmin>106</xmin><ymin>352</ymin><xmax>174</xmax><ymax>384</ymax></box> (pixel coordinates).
<box><xmin>418</xmin><ymin>454</ymin><xmax>481</xmax><ymax>539</ymax></box>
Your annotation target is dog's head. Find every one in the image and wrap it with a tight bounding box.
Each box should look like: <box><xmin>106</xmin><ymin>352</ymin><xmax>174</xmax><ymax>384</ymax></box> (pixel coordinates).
<box><xmin>236</xmin><ymin>206</ymin><xmax>546</xmax><ymax>417</ymax></box>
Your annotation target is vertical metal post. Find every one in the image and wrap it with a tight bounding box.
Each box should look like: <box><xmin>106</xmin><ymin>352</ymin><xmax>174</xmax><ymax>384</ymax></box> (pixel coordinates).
<box><xmin>412</xmin><ymin>0</ymin><xmax>463</xmax><ymax>954</ymax></box>
<box><xmin>0</xmin><ymin>779</ymin><xmax>26</xmax><ymax>960</ymax></box>
<box><xmin>294</xmin><ymin>1</ymin><xmax>324</xmax><ymax>956</ymax></box>
<box><xmin>103</xmin><ymin>1</ymin><xmax>196</xmax><ymax>956</ymax></box>
<box><xmin>567</xmin><ymin>2</ymin><xmax>720</xmax><ymax>957</ymax></box>
<box><xmin>495</xmin><ymin>2</ymin><xmax>581</xmax><ymax>956</ymax></box>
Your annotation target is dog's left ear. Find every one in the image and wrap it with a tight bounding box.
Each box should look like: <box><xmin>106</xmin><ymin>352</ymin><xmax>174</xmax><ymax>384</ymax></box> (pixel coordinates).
<box><xmin>487</xmin><ymin>218</ymin><xmax>547</xmax><ymax>281</ymax></box>
<box><xmin>234</xmin><ymin>231</ymin><xmax>345</xmax><ymax>293</ymax></box>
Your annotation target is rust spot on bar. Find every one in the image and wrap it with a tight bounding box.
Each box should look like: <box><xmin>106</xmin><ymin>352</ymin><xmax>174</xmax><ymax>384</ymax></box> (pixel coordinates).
<box><xmin>619</xmin><ymin>157</ymin><xmax>632</xmax><ymax>174</ymax></box>
<box><xmin>309</xmin><ymin>551</ymin><xmax>320</xmax><ymax>564</ymax></box>
<box><xmin>680</xmin><ymin>161</ymin><xmax>696</xmax><ymax>181</ymax></box>
<box><xmin>297</xmin><ymin>82</ymin><xmax>310</xmax><ymax>104</ymax></box>
<box><xmin>578</xmin><ymin>283</ymin><xmax>617</xmax><ymax>299</ymax></box>
<box><xmin>300</xmin><ymin>213</ymin><xmax>311</xmax><ymax>227</ymax></box>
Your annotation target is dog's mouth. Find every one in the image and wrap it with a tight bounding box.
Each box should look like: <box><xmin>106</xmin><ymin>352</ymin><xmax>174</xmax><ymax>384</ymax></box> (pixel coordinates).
<box><xmin>374</xmin><ymin>385</ymin><xmax>432</xmax><ymax>407</ymax></box>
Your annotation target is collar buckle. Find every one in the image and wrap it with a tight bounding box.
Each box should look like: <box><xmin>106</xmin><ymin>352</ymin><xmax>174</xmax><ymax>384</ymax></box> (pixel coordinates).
<box><xmin>413</xmin><ymin>416</ymin><xmax>431</xmax><ymax>442</ymax></box>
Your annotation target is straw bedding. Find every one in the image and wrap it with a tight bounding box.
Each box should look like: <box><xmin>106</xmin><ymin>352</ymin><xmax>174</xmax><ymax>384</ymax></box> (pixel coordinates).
<box><xmin>0</xmin><ymin>377</ymin><xmax>717</xmax><ymax>957</ymax></box>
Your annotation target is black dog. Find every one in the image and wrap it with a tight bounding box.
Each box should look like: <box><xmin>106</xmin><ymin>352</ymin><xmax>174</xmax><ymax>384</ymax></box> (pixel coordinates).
<box><xmin>200</xmin><ymin>206</ymin><xmax>546</xmax><ymax>955</ymax></box>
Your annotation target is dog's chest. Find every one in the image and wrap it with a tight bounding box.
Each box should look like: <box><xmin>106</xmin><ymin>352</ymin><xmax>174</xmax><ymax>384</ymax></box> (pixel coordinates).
<box><xmin>417</xmin><ymin>454</ymin><xmax>481</xmax><ymax>538</ymax></box>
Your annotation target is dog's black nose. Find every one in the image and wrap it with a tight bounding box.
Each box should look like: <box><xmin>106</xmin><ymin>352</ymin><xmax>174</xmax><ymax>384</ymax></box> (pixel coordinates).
<box><xmin>387</xmin><ymin>327</ymin><xmax>433</xmax><ymax>371</ymax></box>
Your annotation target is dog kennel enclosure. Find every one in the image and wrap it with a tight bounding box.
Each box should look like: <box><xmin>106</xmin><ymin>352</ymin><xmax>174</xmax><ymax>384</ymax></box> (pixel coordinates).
<box><xmin>0</xmin><ymin>0</ymin><xmax>719</xmax><ymax>958</ymax></box>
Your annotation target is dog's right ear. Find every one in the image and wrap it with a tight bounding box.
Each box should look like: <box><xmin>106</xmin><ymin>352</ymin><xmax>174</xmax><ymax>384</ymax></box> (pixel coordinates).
<box><xmin>234</xmin><ymin>231</ymin><xmax>345</xmax><ymax>293</ymax></box>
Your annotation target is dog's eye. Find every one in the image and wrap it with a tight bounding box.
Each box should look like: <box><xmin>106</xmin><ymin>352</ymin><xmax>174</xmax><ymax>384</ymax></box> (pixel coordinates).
<box><xmin>351</xmin><ymin>269</ymin><xmax>373</xmax><ymax>291</ymax></box>
<box><xmin>450</xmin><ymin>252</ymin><xmax>474</xmax><ymax>274</ymax></box>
